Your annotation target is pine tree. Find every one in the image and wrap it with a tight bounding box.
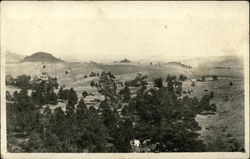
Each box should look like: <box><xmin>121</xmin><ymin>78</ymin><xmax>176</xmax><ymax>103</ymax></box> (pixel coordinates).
<box><xmin>119</xmin><ymin>85</ymin><xmax>131</xmax><ymax>102</ymax></box>
<box><xmin>82</xmin><ymin>91</ymin><xmax>88</xmax><ymax>98</ymax></box>
<box><xmin>58</xmin><ymin>86</ymin><xmax>64</xmax><ymax>99</ymax></box>
<box><xmin>68</xmin><ymin>88</ymin><xmax>78</xmax><ymax>105</ymax></box>
<box><xmin>6</xmin><ymin>91</ymin><xmax>12</xmax><ymax>101</ymax></box>
<box><xmin>154</xmin><ymin>78</ymin><xmax>163</xmax><ymax>88</ymax></box>
<box><xmin>167</xmin><ymin>79</ymin><xmax>174</xmax><ymax>92</ymax></box>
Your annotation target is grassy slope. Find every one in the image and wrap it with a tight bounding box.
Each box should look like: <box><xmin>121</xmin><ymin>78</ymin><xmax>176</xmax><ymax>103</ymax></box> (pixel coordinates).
<box><xmin>187</xmin><ymin>78</ymin><xmax>245</xmax><ymax>151</ymax></box>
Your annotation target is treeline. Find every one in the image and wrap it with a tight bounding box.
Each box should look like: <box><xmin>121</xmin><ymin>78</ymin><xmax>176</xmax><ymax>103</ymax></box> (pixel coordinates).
<box><xmin>7</xmin><ymin>72</ymin><xmax>221</xmax><ymax>152</ymax></box>
<box><xmin>6</xmin><ymin>74</ymin><xmax>59</xmax><ymax>106</ymax></box>
<box><xmin>167</xmin><ymin>62</ymin><xmax>192</xmax><ymax>68</ymax></box>
<box><xmin>6</xmin><ymin>74</ymin><xmax>58</xmax><ymax>90</ymax></box>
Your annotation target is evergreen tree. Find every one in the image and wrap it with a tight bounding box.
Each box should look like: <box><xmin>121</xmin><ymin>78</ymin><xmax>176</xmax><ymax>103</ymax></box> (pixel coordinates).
<box><xmin>154</xmin><ymin>78</ymin><xmax>163</xmax><ymax>88</ymax></box>
<box><xmin>49</xmin><ymin>107</ymin><xmax>67</xmax><ymax>151</ymax></box>
<box><xmin>167</xmin><ymin>79</ymin><xmax>174</xmax><ymax>92</ymax></box>
<box><xmin>6</xmin><ymin>91</ymin><xmax>12</xmax><ymax>101</ymax></box>
<box><xmin>178</xmin><ymin>74</ymin><xmax>187</xmax><ymax>81</ymax></box>
<box><xmin>58</xmin><ymin>86</ymin><xmax>64</xmax><ymax>99</ymax></box>
<box><xmin>82</xmin><ymin>91</ymin><xmax>88</xmax><ymax>98</ymax></box>
<box><xmin>90</xmin><ymin>80</ymin><xmax>95</xmax><ymax>87</ymax></box>
<box><xmin>119</xmin><ymin>85</ymin><xmax>131</xmax><ymax>102</ymax></box>
<box><xmin>68</xmin><ymin>88</ymin><xmax>78</xmax><ymax>105</ymax></box>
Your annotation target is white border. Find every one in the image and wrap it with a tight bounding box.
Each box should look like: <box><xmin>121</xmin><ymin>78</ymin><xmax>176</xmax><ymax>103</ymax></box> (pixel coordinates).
<box><xmin>1</xmin><ymin>1</ymin><xmax>249</xmax><ymax>159</ymax></box>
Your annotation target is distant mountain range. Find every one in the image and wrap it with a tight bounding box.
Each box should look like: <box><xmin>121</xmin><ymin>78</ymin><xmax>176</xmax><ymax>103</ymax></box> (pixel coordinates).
<box><xmin>21</xmin><ymin>52</ymin><xmax>63</xmax><ymax>63</ymax></box>
<box><xmin>5</xmin><ymin>51</ymin><xmax>244</xmax><ymax>69</ymax></box>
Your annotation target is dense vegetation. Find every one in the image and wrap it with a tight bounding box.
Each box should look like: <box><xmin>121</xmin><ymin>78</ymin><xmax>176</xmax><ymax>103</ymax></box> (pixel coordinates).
<box><xmin>6</xmin><ymin>72</ymin><xmax>219</xmax><ymax>152</ymax></box>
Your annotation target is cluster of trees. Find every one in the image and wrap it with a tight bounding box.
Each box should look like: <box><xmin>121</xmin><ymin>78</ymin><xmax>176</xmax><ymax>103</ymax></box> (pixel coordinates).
<box><xmin>6</xmin><ymin>74</ymin><xmax>58</xmax><ymax>90</ymax></box>
<box><xmin>90</xmin><ymin>80</ymin><xmax>99</xmax><ymax>87</ymax></box>
<box><xmin>7</xmin><ymin>72</ymin><xmax>219</xmax><ymax>152</ymax></box>
<box><xmin>178</xmin><ymin>74</ymin><xmax>187</xmax><ymax>81</ymax></box>
<box><xmin>125</xmin><ymin>73</ymin><xmax>148</xmax><ymax>88</ymax></box>
<box><xmin>153</xmin><ymin>74</ymin><xmax>186</xmax><ymax>95</ymax></box>
<box><xmin>58</xmin><ymin>87</ymin><xmax>78</xmax><ymax>103</ymax></box>
<box><xmin>121</xmin><ymin>74</ymin><xmax>216</xmax><ymax>152</ymax></box>
<box><xmin>6</xmin><ymin>74</ymin><xmax>32</xmax><ymax>89</ymax></box>
<box><xmin>84</xmin><ymin>72</ymin><xmax>100</xmax><ymax>78</ymax></box>
<box><xmin>7</xmin><ymin>90</ymin><xmax>109</xmax><ymax>152</ymax></box>
<box><xmin>6</xmin><ymin>75</ymin><xmax>59</xmax><ymax>106</ymax></box>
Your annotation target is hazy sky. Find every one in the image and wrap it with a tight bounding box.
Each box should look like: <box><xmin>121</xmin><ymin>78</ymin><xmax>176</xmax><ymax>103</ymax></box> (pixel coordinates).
<box><xmin>1</xmin><ymin>1</ymin><xmax>249</xmax><ymax>62</ymax></box>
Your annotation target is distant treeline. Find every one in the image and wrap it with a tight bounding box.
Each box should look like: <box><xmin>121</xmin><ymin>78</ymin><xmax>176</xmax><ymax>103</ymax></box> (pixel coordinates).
<box><xmin>167</xmin><ymin>62</ymin><xmax>192</xmax><ymax>68</ymax></box>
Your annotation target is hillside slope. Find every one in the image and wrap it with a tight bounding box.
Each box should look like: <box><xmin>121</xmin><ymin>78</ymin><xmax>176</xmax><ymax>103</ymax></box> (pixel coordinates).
<box><xmin>21</xmin><ymin>52</ymin><xmax>63</xmax><ymax>63</ymax></box>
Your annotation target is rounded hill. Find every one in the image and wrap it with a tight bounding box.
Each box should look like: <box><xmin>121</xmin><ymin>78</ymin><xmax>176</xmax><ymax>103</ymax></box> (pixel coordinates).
<box><xmin>22</xmin><ymin>52</ymin><xmax>63</xmax><ymax>63</ymax></box>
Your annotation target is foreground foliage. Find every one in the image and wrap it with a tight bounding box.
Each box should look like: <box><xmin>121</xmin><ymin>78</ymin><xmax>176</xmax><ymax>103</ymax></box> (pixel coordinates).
<box><xmin>7</xmin><ymin>72</ymin><xmax>220</xmax><ymax>152</ymax></box>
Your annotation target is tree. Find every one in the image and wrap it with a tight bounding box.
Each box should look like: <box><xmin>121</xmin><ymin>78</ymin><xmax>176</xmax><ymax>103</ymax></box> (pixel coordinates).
<box><xmin>131</xmin><ymin>86</ymin><xmax>205</xmax><ymax>152</ymax></box>
<box><xmin>154</xmin><ymin>78</ymin><xmax>163</xmax><ymax>88</ymax></box>
<box><xmin>76</xmin><ymin>99</ymin><xmax>87</xmax><ymax>120</ymax></box>
<box><xmin>166</xmin><ymin>74</ymin><xmax>177</xmax><ymax>82</ymax></box>
<box><xmin>202</xmin><ymin>76</ymin><xmax>206</xmax><ymax>82</ymax></box>
<box><xmin>229</xmin><ymin>82</ymin><xmax>233</xmax><ymax>86</ymax></box>
<box><xmin>15</xmin><ymin>75</ymin><xmax>32</xmax><ymax>89</ymax></box>
<box><xmin>82</xmin><ymin>91</ymin><xmax>88</xmax><ymax>98</ymax></box>
<box><xmin>68</xmin><ymin>88</ymin><xmax>78</xmax><ymax>105</ymax></box>
<box><xmin>175</xmin><ymin>81</ymin><xmax>183</xmax><ymax>95</ymax></box>
<box><xmin>167</xmin><ymin>79</ymin><xmax>174</xmax><ymax>92</ymax></box>
<box><xmin>90</xmin><ymin>80</ymin><xmax>95</xmax><ymax>87</ymax></box>
<box><xmin>6</xmin><ymin>91</ymin><xmax>12</xmax><ymax>101</ymax></box>
<box><xmin>198</xmin><ymin>95</ymin><xmax>216</xmax><ymax>113</ymax></box>
<box><xmin>49</xmin><ymin>107</ymin><xmax>66</xmax><ymax>151</ymax></box>
<box><xmin>212</xmin><ymin>75</ymin><xmax>218</xmax><ymax>81</ymax></box>
<box><xmin>210</xmin><ymin>92</ymin><xmax>214</xmax><ymax>98</ymax></box>
<box><xmin>97</xmin><ymin>71</ymin><xmax>117</xmax><ymax>101</ymax></box>
<box><xmin>6</xmin><ymin>74</ymin><xmax>14</xmax><ymax>85</ymax></box>
<box><xmin>113</xmin><ymin>118</ymin><xmax>134</xmax><ymax>152</ymax></box>
<box><xmin>178</xmin><ymin>74</ymin><xmax>187</xmax><ymax>81</ymax></box>
<box><xmin>58</xmin><ymin>86</ymin><xmax>64</xmax><ymax>99</ymax></box>
<box><xmin>119</xmin><ymin>85</ymin><xmax>131</xmax><ymax>102</ymax></box>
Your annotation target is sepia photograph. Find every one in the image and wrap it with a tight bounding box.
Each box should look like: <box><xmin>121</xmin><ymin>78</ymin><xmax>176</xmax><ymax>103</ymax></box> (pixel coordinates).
<box><xmin>1</xmin><ymin>1</ymin><xmax>249</xmax><ymax>159</ymax></box>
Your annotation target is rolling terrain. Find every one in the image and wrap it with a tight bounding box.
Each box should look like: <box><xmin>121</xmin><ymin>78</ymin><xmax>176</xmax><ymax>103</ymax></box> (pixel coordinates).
<box><xmin>5</xmin><ymin>52</ymin><xmax>245</xmax><ymax>151</ymax></box>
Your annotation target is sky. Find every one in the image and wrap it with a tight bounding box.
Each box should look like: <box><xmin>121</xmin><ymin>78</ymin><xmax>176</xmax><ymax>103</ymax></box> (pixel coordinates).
<box><xmin>1</xmin><ymin>1</ymin><xmax>249</xmax><ymax>62</ymax></box>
